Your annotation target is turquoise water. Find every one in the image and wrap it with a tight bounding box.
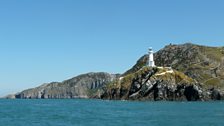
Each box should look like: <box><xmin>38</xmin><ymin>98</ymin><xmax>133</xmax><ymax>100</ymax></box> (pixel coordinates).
<box><xmin>0</xmin><ymin>99</ymin><xmax>223</xmax><ymax>126</ymax></box>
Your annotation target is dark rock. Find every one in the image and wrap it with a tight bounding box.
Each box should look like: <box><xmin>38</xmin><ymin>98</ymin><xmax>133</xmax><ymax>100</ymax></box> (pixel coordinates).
<box><xmin>210</xmin><ymin>88</ymin><xmax>221</xmax><ymax>100</ymax></box>
<box><xmin>101</xmin><ymin>67</ymin><xmax>206</xmax><ymax>101</ymax></box>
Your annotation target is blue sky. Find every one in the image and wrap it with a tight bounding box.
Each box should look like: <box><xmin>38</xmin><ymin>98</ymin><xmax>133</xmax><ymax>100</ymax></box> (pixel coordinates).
<box><xmin>0</xmin><ymin>0</ymin><xmax>224</xmax><ymax>96</ymax></box>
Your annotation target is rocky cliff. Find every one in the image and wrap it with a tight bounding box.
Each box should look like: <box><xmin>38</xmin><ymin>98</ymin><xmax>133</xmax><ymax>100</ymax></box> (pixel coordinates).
<box><xmin>101</xmin><ymin>66</ymin><xmax>224</xmax><ymax>101</ymax></box>
<box><xmin>9</xmin><ymin>43</ymin><xmax>224</xmax><ymax>101</ymax></box>
<box><xmin>125</xmin><ymin>43</ymin><xmax>224</xmax><ymax>90</ymax></box>
<box><xmin>112</xmin><ymin>43</ymin><xmax>224</xmax><ymax>101</ymax></box>
<box><xmin>14</xmin><ymin>72</ymin><xmax>117</xmax><ymax>99</ymax></box>
<box><xmin>102</xmin><ymin>67</ymin><xmax>196</xmax><ymax>100</ymax></box>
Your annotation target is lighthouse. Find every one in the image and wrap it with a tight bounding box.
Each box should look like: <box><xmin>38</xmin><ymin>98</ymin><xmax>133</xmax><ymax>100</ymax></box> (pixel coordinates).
<box><xmin>148</xmin><ymin>47</ymin><xmax>155</xmax><ymax>67</ymax></box>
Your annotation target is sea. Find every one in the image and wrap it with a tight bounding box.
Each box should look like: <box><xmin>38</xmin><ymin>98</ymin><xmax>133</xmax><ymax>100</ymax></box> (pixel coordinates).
<box><xmin>0</xmin><ymin>99</ymin><xmax>223</xmax><ymax>126</ymax></box>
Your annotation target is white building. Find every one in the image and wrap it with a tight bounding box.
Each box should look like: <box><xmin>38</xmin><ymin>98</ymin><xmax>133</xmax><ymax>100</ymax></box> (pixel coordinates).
<box><xmin>148</xmin><ymin>47</ymin><xmax>155</xmax><ymax>67</ymax></box>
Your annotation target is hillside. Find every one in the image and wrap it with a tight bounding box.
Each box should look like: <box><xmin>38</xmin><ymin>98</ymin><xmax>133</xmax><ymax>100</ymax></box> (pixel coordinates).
<box><xmin>101</xmin><ymin>66</ymin><xmax>205</xmax><ymax>101</ymax></box>
<box><xmin>8</xmin><ymin>43</ymin><xmax>224</xmax><ymax>101</ymax></box>
<box><xmin>124</xmin><ymin>43</ymin><xmax>224</xmax><ymax>91</ymax></box>
<box><xmin>13</xmin><ymin>72</ymin><xmax>117</xmax><ymax>99</ymax></box>
<box><xmin>100</xmin><ymin>43</ymin><xmax>224</xmax><ymax>101</ymax></box>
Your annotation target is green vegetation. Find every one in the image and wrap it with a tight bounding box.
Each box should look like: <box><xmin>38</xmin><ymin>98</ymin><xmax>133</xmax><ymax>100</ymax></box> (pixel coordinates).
<box><xmin>87</xmin><ymin>88</ymin><xmax>98</xmax><ymax>96</ymax></box>
<box><xmin>106</xmin><ymin>66</ymin><xmax>155</xmax><ymax>90</ymax></box>
<box><xmin>154</xmin><ymin>68</ymin><xmax>194</xmax><ymax>85</ymax></box>
<box><xmin>106</xmin><ymin>80</ymin><xmax>120</xmax><ymax>89</ymax></box>
<box><xmin>199</xmin><ymin>46</ymin><xmax>224</xmax><ymax>62</ymax></box>
<box><xmin>174</xmin><ymin>71</ymin><xmax>195</xmax><ymax>84</ymax></box>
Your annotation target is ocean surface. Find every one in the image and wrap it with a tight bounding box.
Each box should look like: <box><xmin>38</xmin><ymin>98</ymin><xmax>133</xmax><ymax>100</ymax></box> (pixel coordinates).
<box><xmin>0</xmin><ymin>99</ymin><xmax>223</xmax><ymax>126</ymax></box>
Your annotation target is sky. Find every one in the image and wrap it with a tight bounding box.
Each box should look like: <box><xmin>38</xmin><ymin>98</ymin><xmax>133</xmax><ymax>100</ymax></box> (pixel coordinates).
<box><xmin>0</xmin><ymin>0</ymin><xmax>224</xmax><ymax>96</ymax></box>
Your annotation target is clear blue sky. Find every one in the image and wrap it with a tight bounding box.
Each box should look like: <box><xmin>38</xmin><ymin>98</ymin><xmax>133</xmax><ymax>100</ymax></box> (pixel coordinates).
<box><xmin>0</xmin><ymin>0</ymin><xmax>224</xmax><ymax>96</ymax></box>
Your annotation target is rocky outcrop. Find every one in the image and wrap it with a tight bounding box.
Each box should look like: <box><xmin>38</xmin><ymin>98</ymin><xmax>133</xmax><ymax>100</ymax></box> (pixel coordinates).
<box><xmin>15</xmin><ymin>72</ymin><xmax>117</xmax><ymax>99</ymax></box>
<box><xmin>10</xmin><ymin>43</ymin><xmax>224</xmax><ymax>101</ymax></box>
<box><xmin>122</xmin><ymin>43</ymin><xmax>224</xmax><ymax>100</ymax></box>
<box><xmin>101</xmin><ymin>66</ymin><xmax>223</xmax><ymax>101</ymax></box>
<box><xmin>102</xmin><ymin>67</ymin><xmax>201</xmax><ymax>101</ymax></box>
<box><xmin>154</xmin><ymin>43</ymin><xmax>224</xmax><ymax>89</ymax></box>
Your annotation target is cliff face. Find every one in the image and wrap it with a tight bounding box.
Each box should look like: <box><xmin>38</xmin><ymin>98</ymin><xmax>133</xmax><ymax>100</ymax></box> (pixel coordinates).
<box><xmin>15</xmin><ymin>72</ymin><xmax>117</xmax><ymax>99</ymax></box>
<box><xmin>11</xmin><ymin>43</ymin><xmax>224</xmax><ymax>101</ymax></box>
<box><xmin>124</xmin><ymin>43</ymin><xmax>224</xmax><ymax>92</ymax></box>
<box><xmin>156</xmin><ymin>43</ymin><xmax>224</xmax><ymax>89</ymax></box>
<box><xmin>101</xmin><ymin>66</ymin><xmax>224</xmax><ymax>101</ymax></box>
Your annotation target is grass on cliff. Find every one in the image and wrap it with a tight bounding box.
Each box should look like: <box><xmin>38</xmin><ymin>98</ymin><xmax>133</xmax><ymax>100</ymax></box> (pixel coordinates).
<box><xmin>154</xmin><ymin>67</ymin><xmax>195</xmax><ymax>84</ymax></box>
<box><xmin>199</xmin><ymin>46</ymin><xmax>224</xmax><ymax>62</ymax></box>
<box><xmin>202</xmin><ymin>77</ymin><xmax>224</xmax><ymax>90</ymax></box>
<box><xmin>107</xmin><ymin>66</ymin><xmax>197</xmax><ymax>91</ymax></box>
<box><xmin>107</xmin><ymin>65</ymin><xmax>198</xmax><ymax>91</ymax></box>
<box><xmin>106</xmin><ymin>66</ymin><xmax>153</xmax><ymax>90</ymax></box>
<box><xmin>174</xmin><ymin>71</ymin><xmax>195</xmax><ymax>84</ymax></box>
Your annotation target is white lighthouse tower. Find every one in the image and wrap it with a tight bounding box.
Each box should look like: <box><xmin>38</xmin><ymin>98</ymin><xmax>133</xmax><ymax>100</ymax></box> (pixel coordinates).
<box><xmin>148</xmin><ymin>47</ymin><xmax>155</xmax><ymax>67</ymax></box>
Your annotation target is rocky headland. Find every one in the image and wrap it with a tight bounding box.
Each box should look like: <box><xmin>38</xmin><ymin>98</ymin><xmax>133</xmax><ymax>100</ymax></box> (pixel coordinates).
<box><xmin>13</xmin><ymin>72</ymin><xmax>117</xmax><ymax>99</ymax></box>
<box><xmin>6</xmin><ymin>43</ymin><xmax>224</xmax><ymax>101</ymax></box>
